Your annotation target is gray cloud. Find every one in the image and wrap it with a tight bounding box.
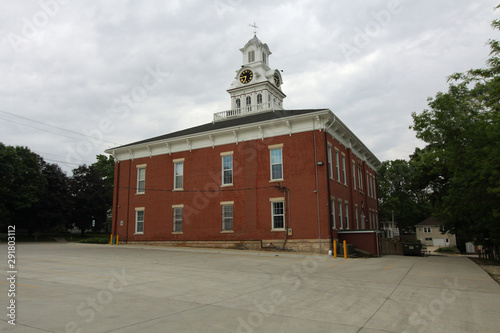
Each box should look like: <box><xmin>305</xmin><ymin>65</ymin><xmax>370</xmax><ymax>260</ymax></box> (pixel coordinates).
<box><xmin>0</xmin><ymin>0</ymin><xmax>497</xmax><ymax>172</ymax></box>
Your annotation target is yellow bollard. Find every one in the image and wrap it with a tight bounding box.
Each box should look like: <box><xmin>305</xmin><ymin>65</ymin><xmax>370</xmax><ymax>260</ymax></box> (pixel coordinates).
<box><xmin>333</xmin><ymin>240</ymin><xmax>337</xmax><ymax>258</ymax></box>
<box><xmin>116</xmin><ymin>235</ymin><xmax>119</xmax><ymax>245</ymax></box>
<box><xmin>343</xmin><ymin>240</ymin><xmax>347</xmax><ymax>259</ymax></box>
<box><xmin>110</xmin><ymin>234</ymin><xmax>113</xmax><ymax>245</ymax></box>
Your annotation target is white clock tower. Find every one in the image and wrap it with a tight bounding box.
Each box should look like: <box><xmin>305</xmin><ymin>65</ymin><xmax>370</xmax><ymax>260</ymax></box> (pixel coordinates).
<box><xmin>214</xmin><ymin>34</ymin><xmax>286</xmax><ymax>121</ymax></box>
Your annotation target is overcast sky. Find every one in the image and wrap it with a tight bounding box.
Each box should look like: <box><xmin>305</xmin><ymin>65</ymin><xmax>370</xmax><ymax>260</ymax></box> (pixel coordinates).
<box><xmin>1</xmin><ymin>0</ymin><xmax>498</xmax><ymax>174</ymax></box>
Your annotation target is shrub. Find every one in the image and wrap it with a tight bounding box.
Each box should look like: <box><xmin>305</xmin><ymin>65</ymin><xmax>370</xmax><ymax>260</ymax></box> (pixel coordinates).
<box><xmin>79</xmin><ymin>237</ymin><xmax>109</xmax><ymax>244</ymax></box>
<box><xmin>434</xmin><ymin>246</ymin><xmax>460</xmax><ymax>254</ymax></box>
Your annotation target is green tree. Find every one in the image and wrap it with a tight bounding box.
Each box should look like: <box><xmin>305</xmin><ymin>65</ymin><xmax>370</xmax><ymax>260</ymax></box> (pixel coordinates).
<box><xmin>69</xmin><ymin>156</ymin><xmax>114</xmax><ymax>236</ymax></box>
<box><xmin>411</xmin><ymin>7</ymin><xmax>500</xmax><ymax>254</ymax></box>
<box><xmin>0</xmin><ymin>144</ymin><xmax>46</xmax><ymax>232</ymax></box>
<box><xmin>27</xmin><ymin>162</ymin><xmax>71</xmax><ymax>233</ymax></box>
<box><xmin>377</xmin><ymin>159</ymin><xmax>430</xmax><ymax>233</ymax></box>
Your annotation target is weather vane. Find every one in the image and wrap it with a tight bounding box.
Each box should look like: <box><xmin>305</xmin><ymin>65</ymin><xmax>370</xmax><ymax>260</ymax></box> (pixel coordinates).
<box><xmin>249</xmin><ymin>22</ymin><xmax>258</xmax><ymax>35</ymax></box>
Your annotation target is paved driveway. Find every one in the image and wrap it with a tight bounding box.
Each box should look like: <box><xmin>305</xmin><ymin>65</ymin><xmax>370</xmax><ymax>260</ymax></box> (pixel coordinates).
<box><xmin>1</xmin><ymin>243</ymin><xmax>499</xmax><ymax>332</ymax></box>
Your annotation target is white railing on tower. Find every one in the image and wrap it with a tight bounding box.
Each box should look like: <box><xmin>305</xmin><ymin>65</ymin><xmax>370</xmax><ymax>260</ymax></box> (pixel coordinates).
<box><xmin>213</xmin><ymin>102</ymin><xmax>282</xmax><ymax>122</ymax></box>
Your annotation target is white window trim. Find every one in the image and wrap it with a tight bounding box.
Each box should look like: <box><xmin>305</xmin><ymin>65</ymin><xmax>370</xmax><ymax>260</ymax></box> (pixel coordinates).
<box><xmin>221</xmin><ymin>152</ymin><xmax>234</xmax><ymax>186</ymax></box>
<box><xmin>338</xmin><ymin>199</ymin><xmax>343</xmax><ymax>230</ymax></box>
<box><xmin>270</xmin><ymin>198</ymin><xmax>285</xmax><ymax>231</ymax></box>
<box><xmin>327</xmin><ymin>145</ymin><xmax>333</xmax><ymax>179</ymax></box>
<box><xmin>345</xmin><ymin>201</ymin><xmax>349</xmax><ymax>230</ymax></box>
<box><xmin>269</xmin><ymin>145</ymin><xmax>284</xmax><ymax>182</ymax></box>
<box><xmin>172</xmin><ymin>205</ymin><xmax>183</xmax><ymax>234</ymax></box>
<box><xmin>173</xmin><ymin>159</ymin><xmax>184</xmax><ymax>191</ymax></box>
<box><xmin>221</xmin><ymin>203</ymin><xmax>234</xmax><ymax>232</ymax></box>
<box><xmin>331</xmin><ymin>197</ymin><xmax>336</xmax><ymax>230</ymax></box>
<box><xmin>352</xmin><ymin>161</ymin><xmax>357</xmax><ymax>190</ymax></box>
<box><xmin>335</xmin><ymin>149</ymin><xmax>340</xmax><ymax>182</ymax></box>
<box><xmin>342</xmin><ymin>154</ymin><xmax>347</xmax><ymax>185</ymax></box>
<box><xmin>134</xmin><ymin>207</ymin><xmax>145</xmax><ymax>234</ymax></box>
<box><xmin>136</xmin><ymin>165</ymin><xmax>146</xmax><ymax>195</ymax></box>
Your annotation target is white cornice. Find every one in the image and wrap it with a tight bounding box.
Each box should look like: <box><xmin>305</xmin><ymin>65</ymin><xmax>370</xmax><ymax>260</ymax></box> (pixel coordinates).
<box><xmin>106</xmin><ymin>109</ymin><xmax>381</xmax><ymax>171</ymax></box>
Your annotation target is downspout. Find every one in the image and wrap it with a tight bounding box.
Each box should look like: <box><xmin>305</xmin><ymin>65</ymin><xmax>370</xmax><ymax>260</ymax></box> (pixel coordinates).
<box><xmin>125</xmin><ymin>160</ymin><xmax>131</xmax><ymax>244</ymax></box>
<box><xmin>283</xmin><ymin>187</ymin><xmax>291</xmax><ymax>250</ymax></box>
<box><xmin>324</xmin><ymin>115</ymin><xmax>336</xmax><ymax>251</ymax></box>
<box><xmin>313</xmin><ymin>121</ymin><xmax>322</xmax><ymax>253</ymax></box>
<box><xmin>112</xmin><ymin>158</ymin><xmax>120</xmax><ymax>237</ymax></box>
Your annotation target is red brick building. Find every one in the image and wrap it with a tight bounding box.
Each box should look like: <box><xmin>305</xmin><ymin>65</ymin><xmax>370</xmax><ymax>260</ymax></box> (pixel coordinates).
<box><xmin>106</xmin><ymin>35</ymin><xmax>381</xmax><ymax>254</ymax></box>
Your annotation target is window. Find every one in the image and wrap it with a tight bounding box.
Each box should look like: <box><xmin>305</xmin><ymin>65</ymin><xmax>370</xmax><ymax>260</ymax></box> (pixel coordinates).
<box><xmin>174</xmin><ymin>160</ymin><xmax>183</xmax><ymax>190</ymax></box>
<box><xmin>355</xmin><ymin>205</ymin><xmax>359</xmax><ymax>229</ymax></box>
<box><xmin>222</xmin><ymin>204</ymin><xmax>233</xmax><ymax>231</ymax></box>
<box><xmin>270</xmin><ymin>146</ymin><xmax>283</xmax><ymax>180</ymax></box>
<box><xmin>335</xmin><ymin>150</ymin><xmax>340</xmax><ymax>182</ymax></box>
<box><xmin>262</xmin><ymin>51</ymin><xmax>267</xmax><ymax>64</ymax></box>
<box><xmin>331</xmin><ymin>198</ymin><xmax>336</xmax><ymax>229</ymax></box>
<box><xmin>135</xmin><ymin>208</ymin><xmax>144</xmax><ymax>234</ymax></box>
<box><xmin>366</xmin><ymin>172</ymin><xmax>370</xmax><ymax>196</ymax></box>
<box><xmin>257</xmin><ymin>93</ymin><xmax>262</xmax><ymax>106</ymax></box>
<box><xmin>345</xmin><ymin>202</ymin><xmax>349</xmax><ymax>229</ymax></box>
<box><xmin>221</xmin><ymin>153</ymin><xmax>233</xmax><ymax>185</ymax></box>
<box><xmin>268</xmin><ymin>94</ymin><xmax>271</xmax><ymax>108</ymax></box>
<box><xmin>361</xmin><ymin>210</ymin><xmax>365</xmax><ymax>229</ymax></box>
<box><xmin>327</xmin><ymin>145</ymin><xmax>333</xmax><ymax>179</ymax></box>
<box><xmin>359</xmin><ymin>166</ymin><xmax>364</xmax><ymax>191</ymax></box>
<box><xmin>248</xmin><ymin>50</ymin><xmax>255</xmax><ymax>62</ymax></box>
<box><xmin>342</xmin><ymin>155</ymin><xmax>347</xmax><ymax>185</ymax></box>
<box><xmin>173</xmin><ymin>206</ymin><xmax>183</xmax><ymax>232</ymax></box>
<box><xmin>352</xmin><ymin>161</ymin><xmax>357</xmax><ymax>190</ymax></box>
<box><xmin>137</xmin><ymin>166</ymin><xmax>146</xmax><ymax>194</ymax></box>
<box><xmin>235</xmin><ymin>98</ymin><xmax>241</xmax><ymax>110</ymax></box>
<box><xmin>246</xmin><ymin>96</ymin><xmax>252</xmax><ymax>111</ymax></box>
<box><xmin>425</xmin><ymin>237</ymin><xmax>433</xmax><ymax>241</ymax></box>
<box><xmin>424</xmin><ymin>227</ymin><xmax>431</xmax><ymax>233</ymax></box>
<box><xmin>338</xmin><ymin>200</ymin><xmax>343</xmax><ymax>230</ymax></box>
<box><xmin>271</xmin><ymin>201</ymin><xmax>285</xmax><ymax>230</ymax></box>
<box><xmin>369</xmin><ymin>210</ymin><xmax>373</xmax><ymax>229</ymax></box>
<box><xmin>368</xmin><ymin>174</ymin><xmax>373</xmax><ymax>198</ymax></box>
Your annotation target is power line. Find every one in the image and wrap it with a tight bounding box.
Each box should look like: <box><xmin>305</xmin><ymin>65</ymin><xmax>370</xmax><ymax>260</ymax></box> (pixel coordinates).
<box><xmin>0</xmin><ymin>109</ymin><xmax>121</xmax><ymax>146</ymax></box>
<box><xmin>0</xmin><ymin>117</ymin><xmax>107</xmax><ymax>147</ymax></box>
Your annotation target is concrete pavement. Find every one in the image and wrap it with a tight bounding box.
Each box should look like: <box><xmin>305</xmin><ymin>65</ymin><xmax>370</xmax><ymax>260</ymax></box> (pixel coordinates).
<box><xmin>0</xmin><ymin>243</ymin><xmax>499</xmax><ymax>332</ymax></box>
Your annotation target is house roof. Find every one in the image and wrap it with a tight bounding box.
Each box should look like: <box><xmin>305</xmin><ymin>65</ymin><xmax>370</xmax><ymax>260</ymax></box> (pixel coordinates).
<box><xmin>110</xmin><ymin>109</ymin><xmax>326</xmax><ymax>150</ymax></box>
<box><xmin>415</xmin><ymin>217</ymin><xmax>443</xmax><ymax>226</ymax></box>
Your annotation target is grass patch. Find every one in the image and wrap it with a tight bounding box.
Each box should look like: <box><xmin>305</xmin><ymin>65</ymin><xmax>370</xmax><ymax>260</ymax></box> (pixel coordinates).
<box><xmin>470</xmin><ymin>257</ymin><xmax>500</xmax><ymax>266</ymax></box>
<box><xmin>434</xmin><ymin>246</ymin><xmax>460</xmax><ymax>254</ymax></box>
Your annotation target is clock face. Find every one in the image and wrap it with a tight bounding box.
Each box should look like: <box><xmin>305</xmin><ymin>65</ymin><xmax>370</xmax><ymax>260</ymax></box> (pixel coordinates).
<box><xmin>239</xmin><ymin>69</ymin><xmax>253</xmax><ymax>84</ymax></box>
<box><xmin>274</xmin><ymin>72</ymin><xmax>280</xmax><ymax>87</ymax></box>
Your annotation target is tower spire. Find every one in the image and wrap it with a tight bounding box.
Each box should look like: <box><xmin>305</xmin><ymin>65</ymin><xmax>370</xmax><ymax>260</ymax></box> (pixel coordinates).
<box><xmin>249</xmin><ymin>22</ymin><xmax>258</xmax><ymax>35</ymax></box>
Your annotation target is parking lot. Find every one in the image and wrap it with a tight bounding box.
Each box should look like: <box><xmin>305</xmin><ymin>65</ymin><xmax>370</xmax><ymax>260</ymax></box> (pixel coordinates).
<box><xmin>1</xmin><ymin>242</ymin><xmax>500</xmax><ymax>332</ymax></box>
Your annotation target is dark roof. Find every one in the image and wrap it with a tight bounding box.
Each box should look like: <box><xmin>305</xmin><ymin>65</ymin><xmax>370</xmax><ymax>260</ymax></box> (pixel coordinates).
<box><xmin>415</xmin><ymin>217</ymin><xmax>443</xmax><ymax>226</ymax></box>
<box><xmin>112</xmin><ymin>109</ymin><xmax>327</xmax><ymax>150</ymax></box>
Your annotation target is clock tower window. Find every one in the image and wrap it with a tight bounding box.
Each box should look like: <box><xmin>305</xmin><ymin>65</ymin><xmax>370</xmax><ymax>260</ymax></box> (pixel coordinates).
<box><xmin>235</xmin><ymin>98</ymin><xmax>241</xmax><ymax>111</ymax></box>
<box><xmin>257</xmin><ymin>94</ymin><xmax>263</xmax><ymax>110</ymax></box>
<box><xmin>248</xmin><ymin>50</ymin><xmax>255</xmax><ymax>63</ymax></box>
<box><xmin>246</xmin><ymin>96</ymin><xmax>252</xmax><ymax>111</ymax></box>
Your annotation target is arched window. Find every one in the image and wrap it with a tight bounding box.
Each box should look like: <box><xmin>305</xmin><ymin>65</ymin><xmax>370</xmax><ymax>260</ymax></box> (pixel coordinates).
<box><xmin>257</xmin><ymin>94</ymin><xmax>262</xmax><ymax>109</ymax></box>
<box><xmin>246</xmin><ymin>96</ymin><xmax>252</xmax><ymax>112</ymax></box>
<box><xmin>235</xmin><ymin>98</ymin><xmax>240</xmax><ymax>110</ymax></box>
